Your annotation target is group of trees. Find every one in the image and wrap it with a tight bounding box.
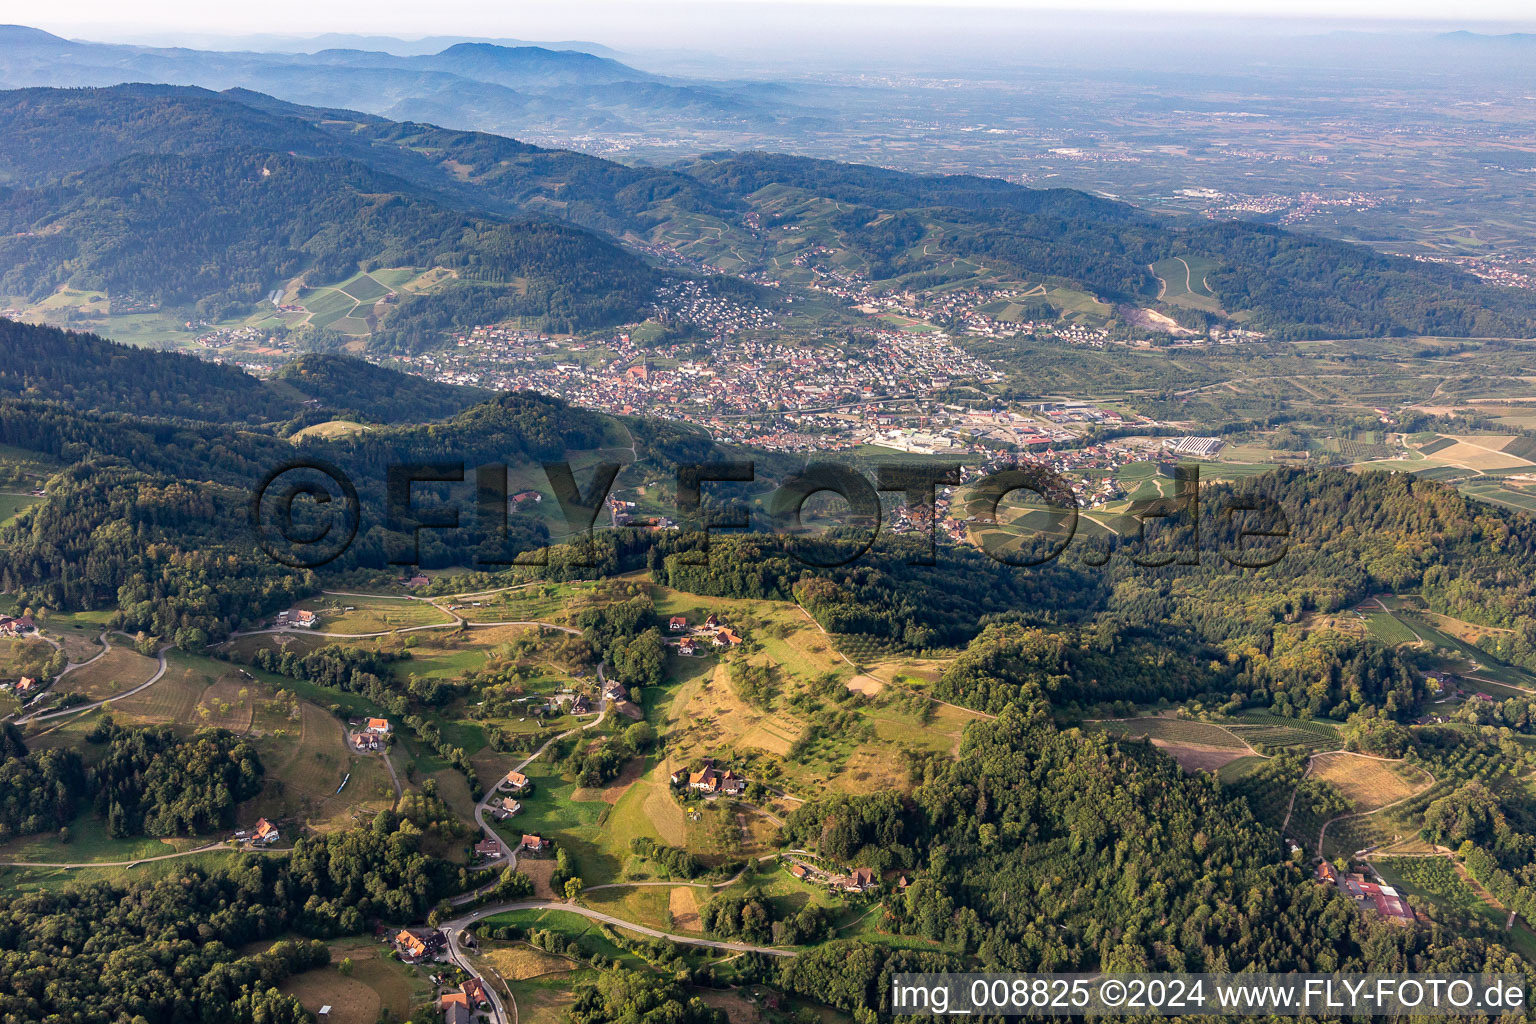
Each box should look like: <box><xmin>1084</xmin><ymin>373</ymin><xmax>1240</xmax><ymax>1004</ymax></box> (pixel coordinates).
<box><xmin>0</xmin><ymin>724</ymin><xmax>84</xmax><ymax>838</ymax></box>
<box><xmin>0</xmin><ymin>814</ymin><xmax>455</xmax><ymax>1022</ymax></box>
<box><xmin>702</xmin><ymin>888</ymin><xmax>835</xmax><ymax>946</ymax></box>
<box><xmin>0</xmin><ymin>720</ymin><xmax>260</xmax><ymax>840</ymax></box>
<box><xmin>577</xmin><ymin>590</ymin><xmax>667</xmax><ymax>691</ymax></box>
<box><xmin>86</xmin><ymin>719</ymin><xmax>264</xmax><ymax>837</ymax></box>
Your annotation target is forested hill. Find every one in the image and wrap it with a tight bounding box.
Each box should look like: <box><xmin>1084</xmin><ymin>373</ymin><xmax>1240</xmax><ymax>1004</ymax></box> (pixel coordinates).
<box><xmin>0</xmin><ymin>317</ymin><xmax>294</xmax><ymax>423</ymax></box>
<box><xmin>0</xmin><ymin>147</ymin><xmax>660</xmax><ymax>330</ymax></box>
<box><xmin>682</xmin><ymin>152</ymin><xmax>1536</xmax><ymax>338</ymax></box>
<box><xmin>271</xmin><ymin>353</ymin><xmax>490</xmax><ymax>423</ymax></box>
<box><xmin>0</xmin><ymin>319</ymin><xmax>484</xmax><ymax>425</ymax></box>
<box><xmin>1</xmin><ymin>85</ymin><xmax>1534</xmax><ymax>339</ymax></box>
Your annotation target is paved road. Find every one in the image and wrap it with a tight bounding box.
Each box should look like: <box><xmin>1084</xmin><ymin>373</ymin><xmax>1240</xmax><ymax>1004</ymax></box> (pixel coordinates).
<box><xmin>440</xmin><ymin>895</ymin><xmax>796</xmax><ymax>1024</ymax></box>
<box><xmin>17</xmin><ymin>635</ymin><xmax>171</xmax><ymax>724</ymax></box>
<box><xmin>0</xmin><ymin>841</ymin><xmax>285</xmax><ymax>869</ymax></box>
<box><xmin>466</xmin><ymin>659</ymin><xmax>609</xmax><ymax>882</ymax></box>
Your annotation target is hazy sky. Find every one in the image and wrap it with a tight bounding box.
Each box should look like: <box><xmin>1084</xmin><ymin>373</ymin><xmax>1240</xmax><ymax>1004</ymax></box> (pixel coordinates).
<box><xmin>14</xmin><ymin>0</ymin><xmax>1536</xmax><ymax>45</ymax></box>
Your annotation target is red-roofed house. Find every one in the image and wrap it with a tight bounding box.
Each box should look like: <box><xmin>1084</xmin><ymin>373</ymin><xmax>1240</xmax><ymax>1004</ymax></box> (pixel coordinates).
<box><xmin>461</xmin><ymin>978</ymin><xmax>488</xmax><ymax>1008</ymax></box>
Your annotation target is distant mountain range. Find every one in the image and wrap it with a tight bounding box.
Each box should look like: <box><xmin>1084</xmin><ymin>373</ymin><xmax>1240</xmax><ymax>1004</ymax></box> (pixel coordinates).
<box><xmin>1</xmin><ymin>82</ymin><xmax>1534</xmax><ymax>343</ymax></box>
<box><xmin>0</xmin><ymin>25</ymin><xmax>802</xmax><ymax>137</ymax></box>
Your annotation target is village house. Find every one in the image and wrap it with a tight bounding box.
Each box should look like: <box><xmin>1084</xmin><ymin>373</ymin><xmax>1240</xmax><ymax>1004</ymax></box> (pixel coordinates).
<box><xmin>291</xmin><ymin>609</ymin><xmax>319</xmax><ymax>629</ymax></box>
<box><xmin>441</xmin><ymin>977</ymin><xmax>490</xmax><ymax>1016</ymax></box>
<box><xmin>499</xmin><ymin>770</ymin><xmax>530</xmax><ymax>793</ymax></box>
<box><xmin>443</xmin><ymin>1003</ymin><xmax>469</xmax><ymax>1024</ymax></box>
<box><xmin>669</xmin><ymin>616</ymin><xmax>688</xmax><ymax>631</ymax></box>
<box><xmin>14</xmin><ymin>676</ymin><xmax>37</xmax><ymax>695</ymax></box>
<box><xmin>684</xmin><ymin>761</ymin><xmax>748</xmax><ymax>795</ymax></box>
<box><xmin>460</xmin><ymin>978</ymin><xmax>488</xmax><ymax>1008</ymax></box>
<box><xmin>570</xmin><ymin>694</ymin><xmax>593</xmax><ymax>715</ymax></box>
<box><xmin>251</xmin><ymin>818</ymin><xmax>280</xmax><ymax>846</ymax></box>
<box><xmin>520</xmin><ymin>834</ymin><xmax>549</xmax><ymax>854</ymax></box>
<box><xmin>394</xmin><ymin>927</ymin><xmax>446</xmax><ymax>961</ymax></box>
<box><xmin>704</xmin><ymin>613</ymin><xmax>719</xmax><ymax>629</ymax></box>
<box><xmin>0</xmin><ymin>615</ymin><xmax>35</xmax><ymax>636</ymax></box>
<box><xmin>474</xmin><ymin>837</ymin><xmax>502</xmax><ymax>860</ymax></box>
<box><xmin>365</xmin><ymin>718</ymin><xmax>391</xmax><ymax>735</ymax></box>
<box><xmin>844</xmin><ymin>866</ymin><xmax>878</xmax><ymax>893</ymax></box>
<box><xmin>1340</xmin><ymin>872</ymin><xmax>1415</xmax><ymax>924</ymax></box>
<box><xmin>712</xmin><ymin>627</ymin><xmax>743</xmax><ymax>647</ymax></box>
<box><xmin>349</xmin><ymin>731</ymin><xmax>383</xmax><ymax>751</ymax></box>
<box><xmin>491</xmin><ymin>797</ymin><xmax>522</xmax><ymax>821</ymax></box>
<box><xmin>678</xmin><ymin>637</ymin><xmax>698</xmax><ymax>656</ymax></box>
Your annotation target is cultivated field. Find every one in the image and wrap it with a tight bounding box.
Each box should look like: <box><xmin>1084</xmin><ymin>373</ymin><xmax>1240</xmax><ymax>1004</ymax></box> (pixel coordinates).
<box><xmin>1310</xmin><ymin>752</ymin><xmax>1431</xmax><ymax>812</ymax></box>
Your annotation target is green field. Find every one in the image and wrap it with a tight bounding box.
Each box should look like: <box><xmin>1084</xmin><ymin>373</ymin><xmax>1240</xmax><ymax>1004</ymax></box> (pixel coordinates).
<box><xmin>1220</xmin><ymin>710</ymin><xmax>1343</xmax><ymax>753</ymax></box>
<box><xmin>0</xmin><ymin>492</ymin><xmax>41</xmax><ymax>526</ymax></box>
<box><xmin>1361</xmin><ymin>610</ymin><xmax>1421</xmax><ymax>646</ymax></box>
<box><xmin>1151</xmin><ymin>255</ymin><xmax>1223</xmax><ymax>313</ymax></box>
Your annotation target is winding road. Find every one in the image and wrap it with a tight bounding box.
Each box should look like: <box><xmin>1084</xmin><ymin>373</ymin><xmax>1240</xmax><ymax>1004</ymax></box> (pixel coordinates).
<box><xmin>441</xmin><ymin>897</ymin><xmax>796</xmax><ymax>1024</ymax></box>
<box><xmin>13</xmin><ymin>632</ymin><xmax>171</xmax><ymax>725</ymax></box>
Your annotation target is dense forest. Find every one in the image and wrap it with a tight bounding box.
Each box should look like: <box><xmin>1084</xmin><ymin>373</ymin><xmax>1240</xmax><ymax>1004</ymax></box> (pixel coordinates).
<box><xmin>86</xmin><ymin>719</ymin><xmax>264</xmax><ymax>837</ymax></box>
<box><xmin>0</xmin><ymin>719</ymin><xmax>261</xmax><ymax>840</ymax></box>
<box><xmin>0</xmin><ymin>817</ymin><xmax>455</xmax><ymax>1023</ymax></box>
<box><xmin>3</xmin><ymin>86</ymin><xmax>1535</xmax><ymax>340</ymax></box>
<box><xmin>0</xmin><ymin>146</ymin><xmax>660</xmax><ymax>330</ymax></box>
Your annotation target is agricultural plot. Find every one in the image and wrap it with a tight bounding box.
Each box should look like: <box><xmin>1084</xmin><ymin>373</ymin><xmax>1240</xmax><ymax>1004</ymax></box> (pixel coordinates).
<box><xmin>1097</xmin><ymin>717</ymin><xmax>1247</xmax><ymax>748</ymax></box>
<box><xmin>289</xmin><ymin>595</ymin><xmax>456</xmax><ymax>634</ymax></box>
<box><xmin>278</xmin><ymin>938</ymin><xmax>425</xmax><ymax>1024</ymax></box>
<box><xmin>479</xmin><ymin>908</ymin><xmax>650</xmax><ymax>968</ymax></box>
<box><xmin>1461</xmin><ymin>482</ymin><xmax>1536</xmax><ymax>514</ymax></box>
<box><xmin>1220</xmin><ymin>710</ymin><xmax>1343</xmax><ymax>753</ymax></box>
<box><xmin>1309</xmin><ymin>752</ymin><xmax>1430</xmax><ymax>813</ymax></box>
<box><xmin>1359</xmin><ymin>609</ymin><xmax>1421</xmax><ymax>647</ymax></box>
<box><xmin>1374</xmin><ymin>858</ymin><xmax>1496</xmax><ymax>922</ymax></box>
<box><xmin>238</xmin><ymin>700</ymin><xmax>396</xmax><ymax>833</ymax></box>
<box><xmin>1402</xmin><ymin>434</ymin><xmax>1535</xmax><ymax>473</ymax></box>
<box><xmin>1151</xmin><ymin>255</ymin><xmax>1223</xmax><ymax>313</ymax></box>
<box><xmin>109</xmin><ymin>651</ymin><xmax>266</xmax><ymax>733</ymax></box>
<box><xmin>289</xmin><ymin>419</ymin><xmax>371</xmax><ymax>441</ymax></box>
<box><xmin>294</xmin><ymin>272</ymin><xmax>395</xmax><ymax>330</ymax></box>
<box><xmin>0</xmin><ymin>492</ymin><xmax>41</xmax><ymax>526</ymax></box>
<box><xmin>1096</xmin><ymin>716</ymin><xmax>1251</xmax><ymax>771</ymax></box>
<box><xmin>55</xmin><ymin>646</ymin><xmax>159</xmax><ymax>702</ymax></box>
<box><xmin>1394</xmin><ymin>610</ymin><xmax>1536</xmax><ymax>688</ymax></box>
<box><xmin>477</xmin><ymin>943</ymin><xmax>578</xmax><ymax>985</ymax></box>
<box><xmin>1319</xmin><ymin>812</ymin><xmax>1396</xmax><ymax>860</ymax></box>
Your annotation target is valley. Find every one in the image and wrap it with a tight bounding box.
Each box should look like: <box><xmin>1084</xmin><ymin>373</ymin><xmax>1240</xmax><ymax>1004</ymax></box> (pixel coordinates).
<box><xmin>3</xmin><ymin>17</ymin><xmax>1536</xmax><ymax>1023</ymax></box>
